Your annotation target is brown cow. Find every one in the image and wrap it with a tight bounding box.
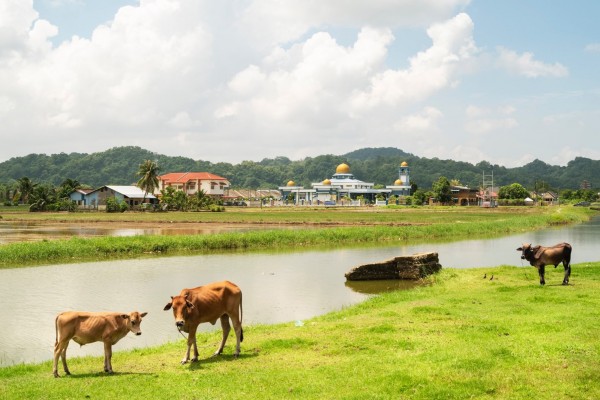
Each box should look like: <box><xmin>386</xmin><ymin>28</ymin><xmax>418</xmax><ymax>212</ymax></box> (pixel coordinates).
<box><xmin>163</xmin><ymin>280</ymin><xmax>243</xmax><ymax>364</ymax></box>
<box><xmin>53</xmin><ymin>311</ymin><xmax>147</xmax><ymax>377</ymax></box>
<box><xmin>517</xmin><ymin>242</ymin><xmax>572</xmax><ymax>285</ymax></box>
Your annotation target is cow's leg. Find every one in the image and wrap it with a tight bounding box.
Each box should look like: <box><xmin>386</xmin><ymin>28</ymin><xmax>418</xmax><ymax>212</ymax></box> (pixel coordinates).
<box><xmin>182</xmin><ymin>325</ymin><xmax>199</xmax><ymax>364</ymax></box>
<box><xmin>538</xmin><ymin>265</ymin><xmax>546</xmax><ymax>285</ymax></box>
<box><xmin>53</xmin><ymin>339</ymin><xmax>70</xmax><ymax>377</ymax></box>
<box><xmin>214</xmin><ymin>315</ymin><xmax>231</xmax><ymax>356</ymax></box>
<box><xmin>562</xmin><ymin>261</ymin><xmax>571</xmax><ymax>285</ymax></box>
<box><xmin>61</xmin><ymin>343</ymin><xmax>71</xmax><ymax>376</ymax></box>
<box><xmin>104</xmin><ymin>342</ymin><xmax>113</xmax><ymax>373</ymax></box>
<box><xmin>231</xmin><ymin>315</ymin><xmax>243</xmax><ymax>358</ymax></box>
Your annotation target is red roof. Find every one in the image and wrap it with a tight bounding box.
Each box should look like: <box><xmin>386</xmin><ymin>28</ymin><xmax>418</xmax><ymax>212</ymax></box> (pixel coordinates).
<box><xmin>159</xmin><ymin>172</ymin><xmax>229</xmax><ymax>183</ymax></box>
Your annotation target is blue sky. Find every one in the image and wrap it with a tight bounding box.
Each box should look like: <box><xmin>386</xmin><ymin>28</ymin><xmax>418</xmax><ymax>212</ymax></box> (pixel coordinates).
<box><xmin>1</xmin><ymin>0</ymin><xmax>599</xmax><ymax>168</ymax></box>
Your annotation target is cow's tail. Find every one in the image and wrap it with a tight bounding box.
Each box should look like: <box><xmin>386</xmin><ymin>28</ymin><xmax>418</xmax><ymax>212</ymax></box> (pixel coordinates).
<box><xmin>240</xmin><ymin>291</ymin><xmax>244</xmax><ymax>343</ymax></box>
<box><xmin>54</xmin><ymin>314</ymin><xmax>59</xmax><ymax>347</ymax></box>
<box><xmin>564</xmin><ymin>243</ymin><xmax>572</xmax><ymax>268</ymax></box>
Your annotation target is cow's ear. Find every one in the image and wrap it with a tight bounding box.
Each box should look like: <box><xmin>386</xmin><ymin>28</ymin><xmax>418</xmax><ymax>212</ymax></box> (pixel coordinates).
<box><xmin>163</xmin><ymin>302</ymin><xmax>172</xmax><ymax>311</ymax></box>
<box><xmin>121</xmin><ymin>314</ymin><xmax>130</xmax><ymax>319</ymax></box>
<box><xmin>516</xmin><ymin>247</ymin><xmax>522</xmax><ymax>251</ymax></box>
<box><xmin>141</xmin><ymin>312</ymin><xmax>148</xmax><ymax>318</ymax></box>
<box><xmin>186</xmin><ymin>300</ymin><xmax>194</xmax><ymax>309</ymax></box>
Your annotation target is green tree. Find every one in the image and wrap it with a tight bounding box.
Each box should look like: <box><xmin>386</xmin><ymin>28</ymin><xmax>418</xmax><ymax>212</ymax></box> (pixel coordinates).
<box><xmin>16</xmin><ymin>177</ymin><xmax>37</xmax><ymax>204</ymax></box>
<box><xmin>58</xmin><ymin>178</ymin><xmax>81</xmax><ymax>199</ymax></box>
<box><xmin>159</xmin><ymin>186</ymin><xmax>177</xmax><ymax>210</ymax></box>
<box><xmin>136</xmin><ymin>160</ymin><xmax>160</xmax><ymax>203</ymax></box>
<box><xmin>28</xmin><ymin>184</ymin><xmax>56</xmax><ymax>211</ymax></box>
<box><xmin>411</xmin><ymin>189</ymin><xmax>428</xmax><ymax>206</ymax></box>
<box><xmin>432</xmin><ymin>176</ymin><xmax>452</xmax><ymax>204</ymax></box>
<box><xmin>499</xmin><ymin>183</ymin><xmax>530</xmax><ymax>199</ymax></box>
<box><xmin>189</xmin><ymin>189</ymin><xmax>213</xmax><ymax>211</ymax></box>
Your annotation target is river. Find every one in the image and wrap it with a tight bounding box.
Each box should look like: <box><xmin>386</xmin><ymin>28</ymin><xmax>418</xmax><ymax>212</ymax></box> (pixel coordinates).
<box><xmin>1</xmin><ymin>217</ymin><xmax>598</xmax><ymax>367</ymax></box>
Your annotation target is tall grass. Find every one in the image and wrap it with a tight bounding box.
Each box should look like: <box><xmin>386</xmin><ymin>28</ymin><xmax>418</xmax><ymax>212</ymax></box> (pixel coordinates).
<box><xmin>0</xmin><ymin>206</ymin><xmax>593</xmax><ymax>268</ymax></box>
<box><xmin>1</xmin><ymin>262</ymin><xmax>599</xmax><ymax>399</ymax></box>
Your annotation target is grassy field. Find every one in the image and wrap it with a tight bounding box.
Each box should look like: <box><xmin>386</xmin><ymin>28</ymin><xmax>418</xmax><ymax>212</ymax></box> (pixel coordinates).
<box><xmin>0</xmin><ymin>206</ymin><xmax>595</xmax><ymax>268</ymax></box>
<box><xmin>0</xmin><ymin>204</ymin><xmax>591</xmax><ymax>225</ymax></box>
<box><xmin>1</xmin><ymin>262</ymin><xmax>599</xmax><ymax>399</ymax></box>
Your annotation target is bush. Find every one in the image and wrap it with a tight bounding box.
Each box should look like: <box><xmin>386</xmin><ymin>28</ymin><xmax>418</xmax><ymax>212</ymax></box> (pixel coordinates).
<box><xmin>106</xmin><ymin>197</ymin><xmax>128</xmax><ymax>213</ymax></box>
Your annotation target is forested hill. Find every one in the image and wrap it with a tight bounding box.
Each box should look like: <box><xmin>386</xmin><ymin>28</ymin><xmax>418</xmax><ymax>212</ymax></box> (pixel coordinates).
<box><xmin>0</xmin><ymin>146</ymin><xmax>598</xmax><ymax>190</ymax></box>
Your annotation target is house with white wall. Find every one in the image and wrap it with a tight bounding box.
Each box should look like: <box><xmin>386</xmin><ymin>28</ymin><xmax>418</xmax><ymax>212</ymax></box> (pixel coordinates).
<box><xmin>158</xmin><ymin>172</ymin><xmax>230</xmax><ymax>197</ymax></box>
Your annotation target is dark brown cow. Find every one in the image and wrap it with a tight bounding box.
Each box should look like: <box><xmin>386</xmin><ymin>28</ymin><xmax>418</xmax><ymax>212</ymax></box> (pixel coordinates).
<box><xmin>517</xmin><ymin>242</ymin><xmax>572</xmax><ymax>285</ymax></box>
<box><xmin>164</xmin><ymin>280</ymin><xmax>243</xmax><ymax>364</ymax></box>
<box><xmin>53</xmin><ymin>311</ymin><xmax>147</xmax><ymax>377</ymax></box>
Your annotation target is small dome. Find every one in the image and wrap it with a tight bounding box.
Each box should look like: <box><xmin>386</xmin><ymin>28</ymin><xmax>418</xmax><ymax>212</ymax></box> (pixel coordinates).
<box><xmin>401</xmin><ymin>161</ymin><xmax>408</xmax><ymax>167</ymax></box>
<box><xmin>394</xmin><ymin>179</ymin><xmax>403</xmax><ymax>185</ymax></box>
<box><xmin>322</xmin><ymin>179</ymin><xmax>331</xmax><ymax>185</ymax></box>
<box><xmin>286</xmin><ymin>180</ymin><xmax>296</xmax><ymax>187</ymax></box>
<box><xmin>336</xmin><ymin>163</ymin><xmax>350</xmax><ymax>174</ymax></box>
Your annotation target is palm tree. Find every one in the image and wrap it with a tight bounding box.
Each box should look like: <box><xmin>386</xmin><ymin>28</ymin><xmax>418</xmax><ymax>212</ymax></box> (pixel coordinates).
<box><xmin>16</xmin><ymin>177</ymin><xmax>37</xmax><ymax>204</ymax></box>
<box><xmin>136</xmin><ymin>160</ymin><xmax>160</xmax><ymax>204</ymax></box>
<box><xmin>59</xmin><ymin>178</ymin><xmax>81</xmax><ymax>199</ymax></box>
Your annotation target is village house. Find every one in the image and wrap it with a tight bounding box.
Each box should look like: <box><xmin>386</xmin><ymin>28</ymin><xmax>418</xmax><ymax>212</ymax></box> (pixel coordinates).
<box><xmin>158</xmin><ymin>172</ymin><xmax>230</xmax><ymax>197</ymax></box>
<box><xmin>451</xmin><ymin>186</ymin><xmax>479</xmax><ymax>206</ymax></box>
<box><xmin>68</xmin><ymin>188</ymin><xmax>93</xmax><ymax>206</ymax></box>
<box><xmin>539</xmin><ymin>191</ymin><xmax>559</xmax><ymax>206</ymax></box>
<box><xmin>85</xmin><ymin>185</ymin><xmax>157</xmax><ymax>208</ymax></box>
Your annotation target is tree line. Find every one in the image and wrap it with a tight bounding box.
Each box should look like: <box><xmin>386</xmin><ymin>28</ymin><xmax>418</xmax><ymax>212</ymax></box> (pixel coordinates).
<box><xmin>0</xmin><ymin>146</ymin><xmax>598</xmax><ymax>197</ymax></box>
<box><xmin>1</xmin><ymin>159</ymin><xmax>597</xmax><ymax>211</ymax></box>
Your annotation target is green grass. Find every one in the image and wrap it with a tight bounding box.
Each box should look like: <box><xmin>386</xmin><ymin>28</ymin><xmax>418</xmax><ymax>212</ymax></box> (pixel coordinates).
<box><xmin>0</xmin><ymin>206</ymin><xmax>594</xmax><ymax>268</ymax></box>
<box><xmin>2</xmin><ymin>262</ymin><xmax>599</xmax><ymax>399</ymax></box>
<box><xmin>0</xmin><ymin>204</ymin><xmax>590</xmax><ymax>225</ymax></box>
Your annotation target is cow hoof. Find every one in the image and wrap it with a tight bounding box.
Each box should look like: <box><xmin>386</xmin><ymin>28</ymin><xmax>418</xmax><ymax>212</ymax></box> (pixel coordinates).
<box><xmin>191</xmin><ymin>357</ymin><xmax>199</xmax><ymax>363</ymax></box>
<box><xmin>53</xmin><ymin>373</ymin><xmax>59</xmax><ymax>378</ymax></box>
<box><xmin>180</xmin><ymin>360</ymin><xmax>188</xmax><ymax>365</ymax></box>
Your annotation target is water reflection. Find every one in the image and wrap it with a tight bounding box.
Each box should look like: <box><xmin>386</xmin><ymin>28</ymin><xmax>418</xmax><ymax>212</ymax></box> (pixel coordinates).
<box><xmin>0</xmin><ymin>222</ymin><xmax>298</xmax><ymax>244</ymax></box>
<box><xmin>0</xmin><ymin>217</ymin><xmax>599</xmax><ymax>367</ymax></box>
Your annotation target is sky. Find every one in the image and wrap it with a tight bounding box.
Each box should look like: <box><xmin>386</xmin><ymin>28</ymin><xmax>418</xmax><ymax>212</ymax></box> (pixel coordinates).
<box><xmin>1</xmin><ymin>1</ymin><xmax>599</xmax><ymax>167</ymax></box>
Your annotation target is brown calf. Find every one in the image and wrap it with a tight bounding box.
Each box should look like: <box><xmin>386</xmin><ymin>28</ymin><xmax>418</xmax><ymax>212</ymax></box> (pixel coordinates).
<box><xmin>517</xmin><ymin>242</ymin><xmax>572</xmax><ymax>285</ymax></box>
<box><xmin>164</xmin><ymin>280</ymin><xmax>243</xmax><ymax>364</ymax></box>
<box><xmin>53</xmin><ymin>311</ymin><xmax>147</xmax><ymax>377</ymax></box>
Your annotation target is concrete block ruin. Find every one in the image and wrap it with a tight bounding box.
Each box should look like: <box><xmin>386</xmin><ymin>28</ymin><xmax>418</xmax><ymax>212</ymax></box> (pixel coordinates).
<box><xmin>345</xmin><ymin>252</ymin><xmax>442</xmax><ymax>281</ymax></box>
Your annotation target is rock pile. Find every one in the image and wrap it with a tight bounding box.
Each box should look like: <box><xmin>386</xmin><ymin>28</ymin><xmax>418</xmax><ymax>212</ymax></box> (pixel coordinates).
<box><xmin>345</xmin><ymin>252</ymin><xmax>442</xmax><ymax>281</ymax></box>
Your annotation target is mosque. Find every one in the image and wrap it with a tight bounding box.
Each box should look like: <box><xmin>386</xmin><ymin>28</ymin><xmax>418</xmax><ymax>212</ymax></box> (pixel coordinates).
<box><xmin>279</xmin><ymin>162</ymin><xmax>412</xmax><ymax>205</ymax></box>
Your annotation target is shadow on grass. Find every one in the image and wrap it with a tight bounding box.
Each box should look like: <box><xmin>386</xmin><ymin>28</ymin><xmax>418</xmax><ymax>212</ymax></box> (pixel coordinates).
<box><xmin>61</xmin><ymin>371</ymin><xmax>155</xmax><ymax>379</ymax></box>
<box><xmin>187</xmin><ymin>352</ymin><xmax>258</xmax><ymax>371</ymax></box>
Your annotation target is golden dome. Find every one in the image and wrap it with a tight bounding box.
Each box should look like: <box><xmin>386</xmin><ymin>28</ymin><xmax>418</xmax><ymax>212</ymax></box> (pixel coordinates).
<box><xmin>401</xmin><ymin>161</ymin><xmax>408</xmax><ymax>167</ymax></box>
<box><xmin>394</xmin><ymin>179</ymin><xmax>403</xmax><ymax>185</ymax></box>
<box><xmin>336</xmin><ymin>163</ymin><xmax>350</xmax><ymax>174</ymax></box>
<box><xmin>322</xmin><ymin>179</ymin><xmax>331</xmax><ymax>185</ymax></box>
<box><xmin>286</xmin><ymin>180</ymin><xmax>296</xmax><ymax>187</ymax></box>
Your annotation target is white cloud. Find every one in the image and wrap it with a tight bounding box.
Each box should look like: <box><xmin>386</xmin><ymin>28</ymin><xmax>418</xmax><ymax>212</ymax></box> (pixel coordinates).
<box><xmin>394</xmin><ymin>107</ymin><xmax>443</xmax><ymax>131</ymax></box>
<box><xmin>496</xmin><ymin>47</ymin><xmax>568</xmax><ymax>78</ymax></box>
<box><xmin>240</xmin><ymin>0</ymin><xmax>471</xmax><ymax>48</ymax></box>
<box><xmin>550</xmin><ymin>146</ymin><xmax>600</xmax><ymax>166</ymax></box>
<box><xmin>464</xmin><ymin>105</ymin><xmax>517</xmax><ymax>135</ymax></box>
<box><xmin>584</xmin><ymin>43</ymin><xmax>600</xmax><ymax>53</ymax></box>
<box><xmin>0</xmin><ymin>1</ymin><xmax>595</xmax><ymax>169</ymax></box>
<box><xmin>351</xmin><ymin>13</ymin><xmax>478</xmax><ymax>111</ymax></box>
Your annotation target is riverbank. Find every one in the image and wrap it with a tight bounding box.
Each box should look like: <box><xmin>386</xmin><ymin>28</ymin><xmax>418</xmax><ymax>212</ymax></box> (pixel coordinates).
<box><xmin>0</xmin><ymin>206</ymin><xmax>595</xmax><ymax>269</ymax></box>
<box><xmin>2</xmin><ymin>262</ymin><xmax>599</xmax><ymax>399</ymax></box>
